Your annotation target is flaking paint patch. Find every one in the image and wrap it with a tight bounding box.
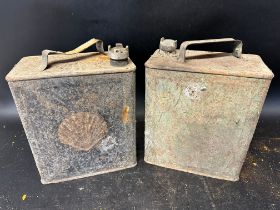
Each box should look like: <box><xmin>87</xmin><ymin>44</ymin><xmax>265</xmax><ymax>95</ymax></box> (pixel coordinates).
<box><xmin>98</xmin><ymin>135</ymin><xmax>118</xmax><ymax>153</ymax></box>
<box><xmin>184</xmin><ymin>83</ymin><xmax>207</xmax><ymax>100</ymax></box>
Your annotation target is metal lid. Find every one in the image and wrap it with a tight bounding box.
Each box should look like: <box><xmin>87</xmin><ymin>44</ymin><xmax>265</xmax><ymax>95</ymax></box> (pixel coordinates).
<box><xmin>145</xmin><ymin>38</ymin><xmax>274</xmax><ymax>80</ymax></box>
<box><xmin>108</xmin><ymin>43</ymin><xmax>129</xmax><ymax>67</ymax></box>
<box><xmin>6</xmin><ymin>38</ymin><xmax>135</xmax><ymax>82</ymax></box>
<box><xmin>6</xmin><ymin>53</ymin><xmax>135</xmax><ymax>82</ymax></box>
<box><xmin>159</xmin><ymin>37</ymin><xmax>177</xmax><ymax>53</ymax></box>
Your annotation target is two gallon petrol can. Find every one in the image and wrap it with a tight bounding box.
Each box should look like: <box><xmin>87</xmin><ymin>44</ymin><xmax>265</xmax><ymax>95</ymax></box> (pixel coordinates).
<box><xmin>145</xmin><ymin>38</ymin><xmax>274</xmax><ymax>181</ymax></box>
<box><xmin>6</xmin><ymin>39</ymin><xmax>136</xmax><ymax>184</ymax></box>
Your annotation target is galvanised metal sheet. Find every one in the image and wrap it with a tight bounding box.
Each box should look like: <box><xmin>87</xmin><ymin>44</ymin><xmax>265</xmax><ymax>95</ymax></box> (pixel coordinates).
<box><xmin>145</xmin><ymin>38</ymin><xmax>274</xmax><ymax>181</ymax></box>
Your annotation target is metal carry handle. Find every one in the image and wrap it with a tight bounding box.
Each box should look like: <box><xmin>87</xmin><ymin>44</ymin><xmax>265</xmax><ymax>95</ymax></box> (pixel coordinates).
<box><xmin>41</xmin><ymin>38</ymin><xmax>105</xmax><ymax>70</ymax></box>
<box><xmin>178</xmin><ymin>38</ymin><xmax>243</xmax><ymax>62</ymax></box>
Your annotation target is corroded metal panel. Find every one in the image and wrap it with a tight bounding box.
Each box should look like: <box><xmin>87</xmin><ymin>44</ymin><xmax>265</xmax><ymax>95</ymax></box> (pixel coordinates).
<box><xmin>145</xmin><ymin>50</ymin><xmax>274</xmax><ymax>80</ymax></box>
<box><xmin>145</xmin><ymin>38</ymin><xmax>274</xmax><ymax>181</ymax></box>
<box><xmin>145</xmin><ymin>68</ymin><xmax>271</xmax><ymax>181</ymax></box>
<box><xmin>8</xmin><ymin>72</ymin><xmax>136</xmax><ymax>184</ymax></box>
<box><xmin>6</xmin><ymin>53</ymin><xmax>136</xmax><ymax>81</ymax></box>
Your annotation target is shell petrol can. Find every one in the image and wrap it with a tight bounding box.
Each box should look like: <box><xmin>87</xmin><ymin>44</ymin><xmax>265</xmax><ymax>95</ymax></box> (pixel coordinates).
<box><xmin>6</xmin><ymin>38</ymin><xmax>136</xmax><ymax>184</ymax></box>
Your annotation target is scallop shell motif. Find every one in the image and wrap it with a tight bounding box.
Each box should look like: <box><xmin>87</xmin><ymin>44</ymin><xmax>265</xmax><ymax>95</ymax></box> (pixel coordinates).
<box><xmin>58</xmin><ymin>112</ymin><xmax>108</xmax><ymax>151</ymax></box>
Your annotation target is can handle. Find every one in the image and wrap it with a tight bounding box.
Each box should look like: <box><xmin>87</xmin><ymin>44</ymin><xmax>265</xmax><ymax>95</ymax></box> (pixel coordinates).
<box><xmin>178</xmin><ymin>38</ymin><xmax>243</xmax><ymax>62</ymax></box>
<box><xmin>41</xmin><ymin>38</ymin><xmax>105</xmax><ymax>70</ymax></box>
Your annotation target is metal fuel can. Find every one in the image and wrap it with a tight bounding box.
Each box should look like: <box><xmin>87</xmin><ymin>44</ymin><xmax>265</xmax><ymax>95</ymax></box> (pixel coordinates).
<box><xmin>6</xmin><ymin>38</ymin><xmax>136</xmax><ymax>184</ymax></box>
<box><xmin>145</xmin><ymin>38</ymin><xmax>274</xmax><ymax>181</ymax></box>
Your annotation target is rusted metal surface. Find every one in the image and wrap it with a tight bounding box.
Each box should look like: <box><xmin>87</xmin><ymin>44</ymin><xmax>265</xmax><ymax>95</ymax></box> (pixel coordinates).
<box><xmin>122</xmin><ymin>105</ymin><xmax>130</xmax><ymax>123</ymax></box>
<box><xmin>159</xmin><ymin>37</ymin><xmax>177</xmax><ymax>53</ymax></box>
<box><xmin>178</xmin><ymin>38</ymin><xmax>242</xmax><ymax>62</ymax></box>
<box><xmin>6</xmin><ymin>53</ymin><xmax>135</xmax><ymax>82</ymax></box>
<box><xmin>58</xmin><ymin>112</ymin><xmax>108</xmax><ymax>151</ymax></box>
<box><xmin>6</xmin><ymin>43</ymin><xmax>136</xmax><ymax>184</ymax></box>
<box><xmin>145</xmin><ymin>38</ymin><xmax>274</xmax><ymax>181</ymax></box>
<box><xmin>41</xmin><ymin>38</ymin><xmax>105</xmax><ymax>70</ymax></box>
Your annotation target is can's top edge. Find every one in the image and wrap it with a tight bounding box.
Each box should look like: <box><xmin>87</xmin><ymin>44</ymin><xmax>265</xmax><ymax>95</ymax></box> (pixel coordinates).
<box><xmin>6</xmin><ymin>52</ymin><xmax>136</xmax><ymax>82</ymax></box>
<box><xmin>145</xmin><ymin>49</ymin><xmax>274</xmax><ymax>80</ymax></box>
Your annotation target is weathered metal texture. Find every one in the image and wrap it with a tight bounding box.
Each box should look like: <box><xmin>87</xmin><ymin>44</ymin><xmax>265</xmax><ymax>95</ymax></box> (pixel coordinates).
<box><xmin>108</xmin><ymin>43</ymin><xmax>129</xmax><ymax>67</ymax></box>
<box><xmin>41</xmin><ymin>38</ymin><xmax>105</xmax><ymax>70</ymax></box>
<box><xmin>6</xmin><ymin>52</ymin><xmax>136</xmax><ymax>184</ymax></box>
<box><xmin>160</xmin><ymin>37</ymin><xmax>177</xmax><ymax>53</ymax></box>
<box><xmin>178</xmin><ymin>38</ymin><xmax>242</xmax><ymax>62</ymax></box>
<box><xmin>145</xmin><ymin>38</ymin><xmax>274</xmax><ymax>181</ymax></box>
<box><xmin>6</xmin><ymin>53</ymin><xmax>135</xmax><ymax>81</ymax></box>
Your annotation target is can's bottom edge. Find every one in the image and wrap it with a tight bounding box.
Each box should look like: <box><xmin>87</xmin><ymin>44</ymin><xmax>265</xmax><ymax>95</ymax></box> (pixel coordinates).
<box><xmin>144</xmin><ymin>159</ymin><xmax>239</xmax><ymax>182</ymax></box>
<box><xmin>41</xmin><ymin>162</ymin><xmax>137</xmax><ymax>185</ymax></box>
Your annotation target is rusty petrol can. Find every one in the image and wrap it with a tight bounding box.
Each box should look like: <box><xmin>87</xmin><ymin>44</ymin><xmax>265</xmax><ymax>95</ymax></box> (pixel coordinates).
<box><xmin>6</xmin><ymin>39</ymin><xmax>136</xmax><ymax>184</ymax></box>
<box><xmin>145</xmin><ymin>38</ymin><xmax>274</xmax><ymax>181</ymax></box>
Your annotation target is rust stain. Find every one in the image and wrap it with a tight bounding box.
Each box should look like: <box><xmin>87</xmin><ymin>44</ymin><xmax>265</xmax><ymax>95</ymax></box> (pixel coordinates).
<box><xmin>83</xmin><ymin>54</ymin><xmax>110</xmax><ymax>63</ymax></box>
<box><xmin>122</xmin><ymin>106</ymin><xmax>130</xmax><ymax>123</ymax></box>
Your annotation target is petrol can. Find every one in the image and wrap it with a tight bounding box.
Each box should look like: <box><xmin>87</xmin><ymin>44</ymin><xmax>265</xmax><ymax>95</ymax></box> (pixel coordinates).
<box><xmin>6</xmin><ymin>38</ymin><xmax>136</xmax><ymax>184</ymax></box>
<box><xmin>145</xmin><ymin>38</ymin><xmax>274</xmax><ymax>181</ymax></box>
